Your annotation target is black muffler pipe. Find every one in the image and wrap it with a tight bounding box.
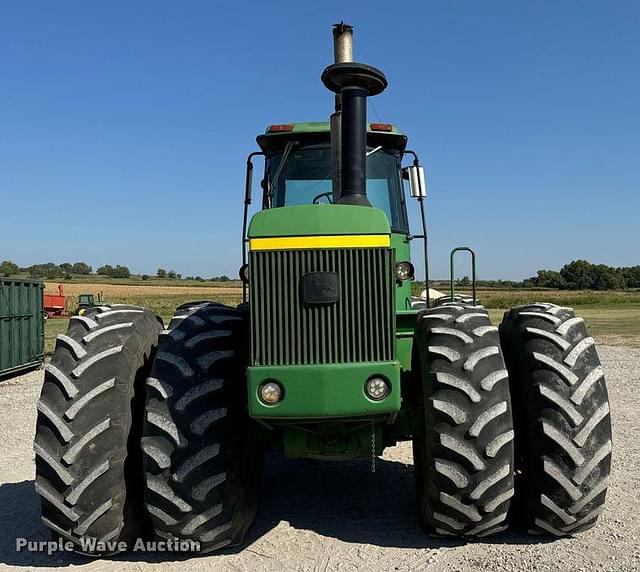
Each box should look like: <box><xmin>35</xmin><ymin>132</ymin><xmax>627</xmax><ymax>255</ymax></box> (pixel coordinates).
<box><xmin>322</xmin><ymin>60</ymin><xmax>387</xmax><ymax>206</ymax></box>
<box><xmin>340</xmin><ymin>86</ymin><xmax>368</xmax><ymax>205</ymax></box>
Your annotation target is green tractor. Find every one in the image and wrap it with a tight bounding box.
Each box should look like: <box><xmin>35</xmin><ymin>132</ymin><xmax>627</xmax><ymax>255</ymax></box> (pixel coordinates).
<box><xmin>76</xmin><ymin>292</ymin><xmax>106</xmax><ymax>315</ymax></box>
<box><xmin>34</xmin><ymin>24</ymin><xmax>611</xmax><ymax>555</ymax></box>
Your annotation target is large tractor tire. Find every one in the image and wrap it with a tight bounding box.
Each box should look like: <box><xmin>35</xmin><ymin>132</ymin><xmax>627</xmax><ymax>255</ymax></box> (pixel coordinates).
<box><xmin>499</xmin><ymin>303</ymin><xmax>612</xmax><ymax>536</ymax></box>
<box><xmin>167</xmin><ymin>301</ymin><xmax>219</xmax><ymax>328</ymax></box>
<box><xmin>413</xmin><ymin>304</ymin><xmax>515</xmax><ymax>538</ymax></box>
<box><xmin>142</xmin><ymin>302</ymin><xmax>262</xmax><ymax>553</ymax></box>
<box><xmin>34</xmin><ymin>305</ymin><xmax>162</xmax><ymax>554</ymax></box>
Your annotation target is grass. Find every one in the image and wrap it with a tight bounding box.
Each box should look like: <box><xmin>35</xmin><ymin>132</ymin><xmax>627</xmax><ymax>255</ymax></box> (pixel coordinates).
<box><xmin>43</xmin><ymin>284</ymin><xmax>640</xmax><ymax>355</ymax></box>
<box><xmin>43</xmin><ymin>282</ymin><xmax>243</xmax><ymax>315</ymax></box>
<box><xmin>475</xmin><ymin>289</ymin><xmax>640</xmax><ymax>308</ymax></box>
<box><xmin>569</xmin><ymin>304</ymin><xmax>640</xmax><ymax>348</ymax></box>
<box><xmin>57</xmin><ymin>275</ymin><xmax>243</xmax><ymax>288</ymax></box>
<box><xmin>45</xmin><ymin>318</ymin><xmax>70</xmax><ymax>356</ymax></box>
<box><xmin>9</xmin><ymin>271</ymin><xmax>241</xmax><ymax>288</ymax></box>
<box><xmin>453</xmin><ymin>289</ymin><xmax>640</xmax><ymax>348</ymax></box>
<box><xmin>487</xmin><ymin>304</ymin><xmax>640</xmax><ymax>349</ymax></box>
<box><xmin>413</xmin><ymin>283</ymin><xmax>640</xmax><ymax>307</ymax></box>
<box><xmin>43</xmin><ymin>281</ymin><xmax>243</xmax><ymax>354</ymax></box>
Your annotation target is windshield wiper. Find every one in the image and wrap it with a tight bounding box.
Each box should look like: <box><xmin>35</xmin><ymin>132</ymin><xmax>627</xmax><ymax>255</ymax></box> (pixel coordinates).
<box><xmin>267</xmin><ymin>141</ymin><xmax>298</xmax><ymax>206</ymax></box>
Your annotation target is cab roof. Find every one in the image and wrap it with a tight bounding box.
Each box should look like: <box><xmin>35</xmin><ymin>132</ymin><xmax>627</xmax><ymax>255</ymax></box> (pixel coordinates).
<box><xmin>256</xmin><ymin>121</ymin><xmax>408</xmax><ymax>155</ymax></box>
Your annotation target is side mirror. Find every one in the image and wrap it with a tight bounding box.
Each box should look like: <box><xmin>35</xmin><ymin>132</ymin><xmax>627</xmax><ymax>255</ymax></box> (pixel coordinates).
<box><xmin>403</xmin><ymin>165</ymin><xmax>426</xmax><ymax>198</ymax></box>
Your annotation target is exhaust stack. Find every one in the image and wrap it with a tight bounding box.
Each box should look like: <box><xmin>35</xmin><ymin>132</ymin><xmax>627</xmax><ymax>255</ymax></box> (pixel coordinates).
<box><xmin>329</xmin><ymin>23</ymin><xmax>354</xmax><ymax>199</ymax></box>
<box><xmin>332</xmin><ymin>22</ymin><xmax>353</xmax><ymax>66</ymax></box>
<box><xmin>322</xmin><ymin>23</ymin><xmax>387</xmax><ymax>207</ymax></box>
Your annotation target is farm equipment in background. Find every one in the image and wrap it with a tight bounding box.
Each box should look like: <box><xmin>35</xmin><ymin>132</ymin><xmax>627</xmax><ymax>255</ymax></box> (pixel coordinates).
<box><xmin>43</xmin><ymin>284</ymin><xmax>66</xmax><ymax>319</ymax></box>
<box><xmin>35</xmin><ymin>23</ymin><xmax>612</xmax><ymax>556</ymax></box>
<box><xmin>76</xmin><ymin>292</ymin><xmax>105</xmax><ymax>314</ymax></box>
<box><xmin>43</xmin><ymin>286</ymin><xmax>107</xmax><ymax>317</ymax></box>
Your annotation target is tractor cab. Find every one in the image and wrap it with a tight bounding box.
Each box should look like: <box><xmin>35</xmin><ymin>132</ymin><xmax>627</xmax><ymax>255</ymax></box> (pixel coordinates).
<box><xmin>256</xmin><ymin>123</ymin><xmax>410</xmax><ymax>235</ymax></box>
<box><xmin>77</xmin><ymin>293</ymin><xmax>95</xmax><ymax>308</ymax></box>
<box><xmin>76</xmin><ymin>292</ymin><xmax>105</xmax><ymax>313</ymax></box>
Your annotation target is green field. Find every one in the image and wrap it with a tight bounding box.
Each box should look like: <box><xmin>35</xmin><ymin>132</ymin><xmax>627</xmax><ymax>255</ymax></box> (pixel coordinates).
<box><xmin>10</xmin><ymin>271</ymin><xmax>242</xmax><ymax>289</ymax></box>
<box><xmin>469</xmin><ymin>289</ymin><xmax>640</xmax><ymax>349</ymax></box>
<box><xmin>44</xmin><ymin>286</ymin><xmax>640</xmax><ymax>355</ymax></box>
<box><xmin>487</xmin><ymin>304</ymin><xmax>640</xmax><ymax>348</ymax></box>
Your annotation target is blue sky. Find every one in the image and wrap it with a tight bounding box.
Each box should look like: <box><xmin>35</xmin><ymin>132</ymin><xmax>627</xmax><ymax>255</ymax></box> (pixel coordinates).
<box><xmin>1</xmin><ymin>1</ymin><xmax>638</xmax><ymax>280</ymax></box>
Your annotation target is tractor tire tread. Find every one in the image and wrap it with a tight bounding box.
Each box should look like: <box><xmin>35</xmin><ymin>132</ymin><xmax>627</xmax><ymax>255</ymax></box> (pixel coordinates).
<box><xmin>143</xmin><ymin>302</ymin><xmax>261</xmax><ymax>552</ymax></box>
<box><xmin>499</xmin><ymin>303</ymin><xmax>611</xmax><ymax>536</ymax></box>
<box><xmin>414</xmin><ymin>304</ymin><xmax>515</xmax><ymax>538</ymax></box>
<box><xmin>34</xmin><ymin>305</ymin><xmax>162</xmax><ymax>554</ymax></box>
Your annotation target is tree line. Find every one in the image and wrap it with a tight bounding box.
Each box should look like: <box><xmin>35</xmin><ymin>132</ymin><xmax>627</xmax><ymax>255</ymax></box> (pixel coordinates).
<box><xmin>155</xmin><ymin>268</ymin><xmax>230</xmax><ymax>281</ymax></box>
<box><xmin>0</xmin><ymin>260</ymin><xmax>96</xmax><ymax>279</ymax></box>
<box><xmin>4</xmin><ymin>257</ymin><xmax>635</xmax><ymax>289</ymax></box>
<box><xmin>524</xmin><ymin>260</ymin><xmax>640</xmax><ymax>290</ymax></box>
<box><xmin>0</xmin><ymin>260</ymin><xmax>231</xmax><ymax>282</ymax></box>
<box><xmin>428</xmin><ymin>260</ymin><xmax>638</xmax><ymax>291</ymax></box>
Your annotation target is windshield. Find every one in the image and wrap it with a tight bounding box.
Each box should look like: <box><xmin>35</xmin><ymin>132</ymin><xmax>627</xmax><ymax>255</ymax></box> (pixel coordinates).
<box><xmin>267</xmin><ymin>145</ymin><xmax>409</xmax><ymax>233</ymax></box>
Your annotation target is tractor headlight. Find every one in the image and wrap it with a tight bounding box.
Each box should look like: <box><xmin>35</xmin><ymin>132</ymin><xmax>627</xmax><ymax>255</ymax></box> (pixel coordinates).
<box><xmin>396</xmin><ymin>261</ymin><xmax>414</xmax><ymax>282</ymax></box>
<box><xmin>365</xmin><ymin>376</ymin><xmax>391</xmax><ymax>401</ymax></box>
<box><xmin>259</xmin><ymin>380</ymin><xmax>283</xmax><ymax>405</ymax></box>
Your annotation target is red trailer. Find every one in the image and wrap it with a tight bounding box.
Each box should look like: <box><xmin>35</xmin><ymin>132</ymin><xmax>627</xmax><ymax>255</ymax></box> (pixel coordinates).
<box><xmin>44</xmin><ymin>284</ymin><xmax>66</xmax><ymax>318</ymax></box>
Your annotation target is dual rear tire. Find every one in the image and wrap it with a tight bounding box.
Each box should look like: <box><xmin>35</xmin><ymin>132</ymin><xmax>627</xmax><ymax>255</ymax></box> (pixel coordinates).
<box><xmin>34</xmin><ymin>302</ymin><xmax>261</xmax><ymax>555</ymax></box>
<box><xmin>141</xmin><ymin>302</ymin><xmax>262</xmax><ymax>552</ymax></box>
<box><xmin>414</xmin><ymin>302</ymin><xmax>612</xmax><ymax>538</ymax></box>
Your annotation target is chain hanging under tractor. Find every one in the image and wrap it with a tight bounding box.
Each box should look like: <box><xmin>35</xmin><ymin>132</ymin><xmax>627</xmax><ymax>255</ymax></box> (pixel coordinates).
<box><xmin>370</xmin><ymin>423</ymin><xmax>376</xmax><ymax>473</ymax></box>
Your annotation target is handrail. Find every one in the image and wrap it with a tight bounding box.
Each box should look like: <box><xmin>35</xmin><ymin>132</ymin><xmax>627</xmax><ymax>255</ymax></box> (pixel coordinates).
<box><xmin>450</xmin><ymin>247</ymin><xmax>477</xmax><ymax>306</ymax></box>
<box><xmin>242</xmin><ymin>151</ymin><xmax>265</xmax><ymax>303</ymax></box>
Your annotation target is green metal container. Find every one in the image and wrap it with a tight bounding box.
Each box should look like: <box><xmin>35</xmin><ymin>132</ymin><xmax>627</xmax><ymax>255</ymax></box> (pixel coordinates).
<box><xmin>0</xmin><ymin>278</ymin><xmax>45</xmax><ymax>377</ymax></box>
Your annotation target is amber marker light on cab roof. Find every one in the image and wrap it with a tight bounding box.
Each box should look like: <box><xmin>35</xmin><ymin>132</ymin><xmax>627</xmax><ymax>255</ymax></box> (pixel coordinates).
<box><xmin>370</xmin><ymin>123</ymin><xmax>393</xmax><ymax>132</ymax></box>
<box><xmin>268</xmin><ymin>124</ymin><xmax>295</xmax><ymax>133</ymax></box>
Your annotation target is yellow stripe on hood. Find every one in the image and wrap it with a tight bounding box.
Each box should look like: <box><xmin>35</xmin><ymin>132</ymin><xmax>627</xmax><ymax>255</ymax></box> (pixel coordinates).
<box><xmin>249</xmin><ymin>234</ymin><xmax>390</xmax><ymax>251</ymax></box>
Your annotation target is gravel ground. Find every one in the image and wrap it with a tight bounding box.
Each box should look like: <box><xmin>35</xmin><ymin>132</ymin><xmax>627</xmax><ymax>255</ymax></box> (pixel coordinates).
<box><xmin>0</xmin><ymin>345</ymin><xmax>638</xmax><ymax>571</ymax></box>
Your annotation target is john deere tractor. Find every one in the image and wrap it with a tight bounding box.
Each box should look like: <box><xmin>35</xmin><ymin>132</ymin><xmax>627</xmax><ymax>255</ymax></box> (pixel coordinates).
<box><xmin>34</xmin><ymin>24</ymin><xmax>611</xmax><ymax>555</ymax></box>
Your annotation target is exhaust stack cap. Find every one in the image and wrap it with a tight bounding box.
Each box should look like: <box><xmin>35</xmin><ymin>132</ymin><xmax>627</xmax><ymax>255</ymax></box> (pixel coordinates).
<box><xmin>322</xmin><ymin>62</ymin><xmax>387</xmax><ymax>206</ymax></box>
<box><xmin>332</xmin><ymin>22</ymin><xmax>354</xmax><ymax>64</ymax></box>
<box><xmin>321</xmin><ymin>62</ymin><xmax>387</xmax><ymax>97</ymax></box>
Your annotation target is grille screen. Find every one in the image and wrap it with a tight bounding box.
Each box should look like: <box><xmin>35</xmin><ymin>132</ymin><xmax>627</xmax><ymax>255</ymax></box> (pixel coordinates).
<box><xmin>249</xmin><ymin>248</ymin><xmax>395</xmax><ymax>366</ymax></box>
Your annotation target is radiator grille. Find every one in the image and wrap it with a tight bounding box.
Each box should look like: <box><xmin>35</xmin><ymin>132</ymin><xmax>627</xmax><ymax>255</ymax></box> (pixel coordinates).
<box><xmin>250</xmin><ymin>248</ymin><xmax>395</xmax><ymax>366</ymax></box>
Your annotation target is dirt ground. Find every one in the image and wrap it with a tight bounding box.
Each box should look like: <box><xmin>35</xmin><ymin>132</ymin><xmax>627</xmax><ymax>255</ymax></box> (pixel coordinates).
<box><xmin>0</xmin><ymin>345</ymin><xmax>638</xmax><ymax>571</ymax></box>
